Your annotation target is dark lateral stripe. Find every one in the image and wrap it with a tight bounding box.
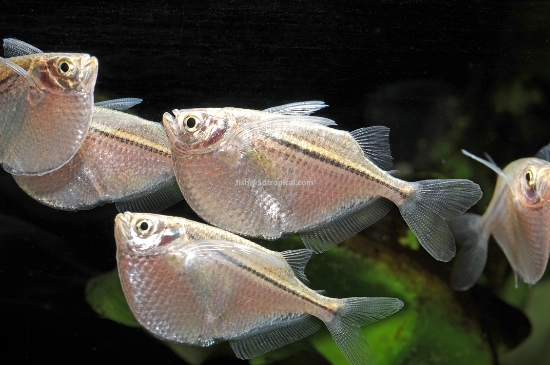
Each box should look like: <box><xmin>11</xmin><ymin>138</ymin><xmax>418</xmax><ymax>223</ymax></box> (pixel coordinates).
<box><xmin>89</xmin><ymin>126</ymin><xmax>170</xmax><ymax>158</ymax></box>
<box><xmin>0</xmin><ymin>73</ymin><xmax>22</xmax><ymax>97</ymax></box>
<box><xmin>216</xmin><ymin>249</ymin><xmax>336</xmax><ymax>315</ymax></box>
<box><xmin>267</xmin><ymin>135</ymin><xmax>406</xmax><ymax>198</ymax></box>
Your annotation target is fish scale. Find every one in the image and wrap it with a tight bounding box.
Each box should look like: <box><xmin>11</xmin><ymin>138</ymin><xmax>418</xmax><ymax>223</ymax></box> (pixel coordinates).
<box><xmin>1</xmin><ymin>39</ymin><xmax>98</xmax><ymax>175</ymax></box>
<box><xmin>450</xmin><ymin>147</ymin><xmax>550</xmax><ymax>289</ymax></box>
<box><xmin>163</xmin><ymin>104</ymin><xmax>482</xmax><ymax>260</ymax></box>
<box><xmin>13</xmin><ymin>104</ymin><xmax>181</xmax><ymax>212</ymax></box>
<box><xmin>114</xmin><ymin>212</ymin><xmax>404</xmax><ymax>364</ymax></box>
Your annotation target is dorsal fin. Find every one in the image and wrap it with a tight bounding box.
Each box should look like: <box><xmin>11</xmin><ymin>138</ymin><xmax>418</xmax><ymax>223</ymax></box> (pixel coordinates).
<box><xmin>3</xmin><ymin>38</ymin><xmax>43</xmax><ymax>57</ymax></box>
<box><xmin>95</xmin><ymin>98</ymin><xmax>143</xmax><ymax>111</ymax></box>
<box><xmin>535</xmin><ymin>143</ymin><xmax>550</xmax><ymax>162</ymax></box>
<box><xmin>280</xmin><ymin>249</ymin><xmax>314</xmax><ymax>285</ymax></box>
<box><xmin>263</xmin><ymin>101</ymin><xmax>328</xmax><ymax>116</ymax></box>
<box><xmin>349</xmin><ymin>126</ymin><xmax>393</xmax><ymax>170</ymax></box>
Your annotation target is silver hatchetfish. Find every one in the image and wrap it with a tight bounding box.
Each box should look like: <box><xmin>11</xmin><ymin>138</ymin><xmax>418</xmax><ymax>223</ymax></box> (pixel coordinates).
<box><xmin>449</xmin><ymin>146</ymin><xmax>550</xmax><ymax>290</ymax></box>
<box><xmin>162</xmin><ymin>102</ymin><xmax>482</xmax><ymax>261</ymax></box>
<box><xmin>0</xmin><ymin>38</ymin><xmax>98</xmax><ymax>175</ymax></box>
<box><xmin>115</xmin><ymin>212</ymin><xmax>404</xmax><ymax>364</ymax></box>
<box><xmin>12</xmin><ymin>98</ymin><xmax>183</xmax><ymax>212</ymax></box>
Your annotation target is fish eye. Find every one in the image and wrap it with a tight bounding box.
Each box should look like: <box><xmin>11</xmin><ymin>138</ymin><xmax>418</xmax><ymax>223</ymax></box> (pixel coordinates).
<box><xmin>135</xmin><ymin>218</ymin><xmax>154</xmax><ymax>237</ymax></box>
<box><xmin>525</xmin><ymin>168</ymin><xmax>536</xmax><ymax>187</ymax></box>
<box><xmin>183</xmin><ymin>115</ymin><xmax>200</xmax><ymax>133</ymax></box>
<box><xmin>57</xmin><ymin>58</ymin><xmax>75</xmax><ymax>75</ymax></box>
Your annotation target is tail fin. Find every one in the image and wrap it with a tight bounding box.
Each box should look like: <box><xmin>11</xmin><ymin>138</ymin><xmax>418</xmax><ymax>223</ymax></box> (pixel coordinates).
<box><xmin>448</xmin><ymin>213</ymin><xmax>489</xmax><ymax>290</ymax></box>
<box><xmin>398</xmin><ymin>179</ymin><xmax>482</xmax><ymax>262</ymax></box>
<box><xmin>325</xmin><ymin>297</ymin><xmax>404</xmax><ymax>365</ymax></box>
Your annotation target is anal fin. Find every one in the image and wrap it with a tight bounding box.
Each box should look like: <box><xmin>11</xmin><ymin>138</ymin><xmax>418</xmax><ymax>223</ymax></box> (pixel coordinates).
<box><xmin>115</xmin><ymin>181</ymin><xmax>184</xmax><ymax>213</ymax></box>
<box><xmin>300</xmin><ymin>198</ymin><xmax>393</xmax><ymax>253</ymax></box>
<box><xmin>229</xmin><ymin>315</ymin><xmax>321</xmax><ymax>359</ymax></box>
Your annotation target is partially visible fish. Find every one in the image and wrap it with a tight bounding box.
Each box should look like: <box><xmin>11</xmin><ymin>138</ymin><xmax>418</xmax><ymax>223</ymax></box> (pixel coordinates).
<box><xmin>449</xmin><ymin>145</ymin><xmax>550</xmax><ymax>290</ymax></box>
<box><xmin>13</xmin><ymin>98</ymin><xmax>182</xmax><ymax>212</ymax></box>
<box><xmin>162</xmin><ymin>103</ymin><xmax>482</xmax><ymax>261</ymax></box>
<box><xmin>0</xmin><ymin>38</ymin><xmax>98</xmax><ymax>175</ymax></box>
<box><xmin>115</xmin><ymin>212</ymin><xmax>404</xmax><ymax>364</ymax></box>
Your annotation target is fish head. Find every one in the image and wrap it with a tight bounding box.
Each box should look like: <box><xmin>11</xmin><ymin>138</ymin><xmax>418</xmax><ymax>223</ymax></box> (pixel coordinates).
<box><xmin>509</xmin><ymin>158</ymin><xmax>550</xmax><ymax>207</ymax></box>
<box><xmin>114</xmin><ymin>212</ymin><xmax>183</xmax><ymax>255</ymax></box>
<box><xmin>27</xmin><ymin>53</ymin><xmax>98</xmax><ymax>94</ymax></box>
<box><xmin>162</xmin><ymin>108</ymin><xmax>236</xmax><ymax>153</ymax></box>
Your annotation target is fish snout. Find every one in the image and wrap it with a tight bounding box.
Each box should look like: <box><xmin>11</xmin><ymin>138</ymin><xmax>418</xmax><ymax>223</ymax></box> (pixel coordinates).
<box><xmin>114</xmin><ymin>212</ymin><xmax>132</xmax><ymax>242</ymax></box>
<box><xmin>76</xmin><ymin>54</ymin><xmax>98</xmax><ymax>92</ymax></box>
<box><xmin>538</xmin><ymin>166</ymin><xmax>550</xmax><ymax>197</ymax></box>
<box><xmin>162</xmin><ymin>111</ymin><xmax>178</xmax><ymax>137</ymax></box>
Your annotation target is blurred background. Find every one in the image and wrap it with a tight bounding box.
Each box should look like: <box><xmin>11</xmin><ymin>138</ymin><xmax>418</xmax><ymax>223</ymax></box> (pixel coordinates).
<box><xmin>1</xmin><ymin>1</ymin><xmax>549</xmax><ymax>364</ymax></box>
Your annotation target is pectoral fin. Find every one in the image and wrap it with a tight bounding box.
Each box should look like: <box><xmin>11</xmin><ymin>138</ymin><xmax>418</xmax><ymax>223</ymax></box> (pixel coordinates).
<box><xmin>263</xmin><ymin>100</ymin><xmax>330</xmax><ymax>118</ymax></box>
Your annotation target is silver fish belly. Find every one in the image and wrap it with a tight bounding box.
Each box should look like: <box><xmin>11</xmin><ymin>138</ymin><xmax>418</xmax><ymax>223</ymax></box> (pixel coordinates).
<box><xmin>162</xmin><ymin>103</ymin><xmax>482</xmax><ymax>261</ymax></box>
<box><xmin>115</xmin><ymin>212</ymin><xmax>403</xmax><ymax>364</ymax></box>
<box><xmin>13</xmin><ymin>101</ymin><xmax>181</xmax><ymax>212</ymax></box>
<box><xmin>0</xmin><ymin>38</ymin><xmax>98</xmax><ymax>175</ymax></box>
<box><xmin>449</xmin><ymin>146</ymin><xmax>550</xmax><ymax>290</ymax></box>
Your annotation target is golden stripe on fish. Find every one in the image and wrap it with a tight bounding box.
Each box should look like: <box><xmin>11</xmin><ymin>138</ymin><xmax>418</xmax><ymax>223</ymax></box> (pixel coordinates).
<box><xmin>115</xmin><ymin>212</ymin><xmax>403</xmax><ymax>364</ymax></box>
<box><xmin>215</xmin><ymin>248</ymin><xmax>336</xmax><ymax>314</ymax></box>
<box><xmin>12</xmin><ymin>99</ymin><xmax>182</xmax><ymax>212</ymax></box>
<box><xmin>163</xmin><ymin>103</ymin><xmax>482</xmax><ymax>261</ymax></box>
<box><xmin>88</xmin><ymin>125</ymin><xmax>171</xmax><ymax>158</ymax></box>
<box><xmin>264</xmin><ymin>133</ymin><xmax>407</xmax><ymax>198</ymax></box>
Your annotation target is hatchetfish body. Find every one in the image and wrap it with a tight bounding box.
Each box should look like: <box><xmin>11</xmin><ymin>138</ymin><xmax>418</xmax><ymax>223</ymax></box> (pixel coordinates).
<box><xmin>13</xmin><ymin>99</ymin><xmax>182</xmax><ymax>212</ymax></box>
<box><xmin>449</xmin><ymin>146</ymin><xmax>550</xmax><ymax>290</ymax></box>
<box><xmin>0</xmin><ymin>38</ymin><xmax>98</xmax><ymax>175</ymax></box>
<box><xmin>162</xmin><ymin>102</ymin><xmax>482</xmax><ymax>261</ymax></box>
<box><xmin>115</xmin><ymin>212</ymin><xmax>403</xmax><ymax>364</ymax></box>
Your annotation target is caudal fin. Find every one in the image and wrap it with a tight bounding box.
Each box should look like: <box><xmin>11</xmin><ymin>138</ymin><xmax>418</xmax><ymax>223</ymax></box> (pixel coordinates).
<box><xmin>325</xmin><ymin>297</ymin><xmax>404</xmax><ymax>365</ymax></box>
<box><xmin>448</xmin><ymin>213</ymin><xmax>489</xmax><ymax>290</ymax></box>
<box><xmin>398</xmin><ymin>179</ymin><xmax>482</xmax><ymax>262</ymax></box>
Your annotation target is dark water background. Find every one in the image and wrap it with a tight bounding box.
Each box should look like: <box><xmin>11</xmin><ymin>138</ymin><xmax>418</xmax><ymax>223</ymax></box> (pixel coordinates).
<box><xmin>1</xmin><ymin>1</ymin><xmax>549</xmax><ymax>363</ymax></box>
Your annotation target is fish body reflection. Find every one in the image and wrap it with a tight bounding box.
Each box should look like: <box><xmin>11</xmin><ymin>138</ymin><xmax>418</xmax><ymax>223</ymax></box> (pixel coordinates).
<box><xmin>0</xmin><ymin>38</ymin><xmax>98</xmax><ymax>175</ymax></box>
<box><xmin>13</xmin><ymin>99</ymin><xmax>182</xmax><ymax>212</ymax></box>
<box><xmin>115</xmin><ymin>212</ymin><xmax>403</xmax><ymax>364</ymax></box>
<box><xmin>450</xmin><ymin>145</ymin><xmax>550</xmax><ymax>290</ymax></box>
<box><xmin>162</xmin><ymin>103</ymin><xmax>482</xmax><ymax>261</ymax></box>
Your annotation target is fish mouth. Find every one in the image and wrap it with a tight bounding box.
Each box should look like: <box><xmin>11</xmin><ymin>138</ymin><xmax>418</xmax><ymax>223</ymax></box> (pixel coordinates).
<box><xmin>114</xmin><ymin>212</ymin><xmax>132</xmax><ymax>246</ymax></box>
<box><xmin>77</xmin><ymin>54</ymin><xmax>99</xmax><ymax>92</ymax></box>
<box><xmin>162</xmin><ymin>111</ymin><xmax>177</xmax><ymax>138</ymax></box>
<box><xmin>539</xmin><ymin>166</ymin><xmax>550</xmax><ymax>197</ymax></box>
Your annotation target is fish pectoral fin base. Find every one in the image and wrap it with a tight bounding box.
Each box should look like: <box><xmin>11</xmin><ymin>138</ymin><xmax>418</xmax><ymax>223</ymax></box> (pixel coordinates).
<box><xmin>399</xmin><ymin>179</ymin><xmax>482</xmax><ymax>262</ymax></box>
<box><xmin>300</xmin><ymin>198</ymin><xmax>393</xmax><ymax>253</ymax></box>
<box><xmin>327</xmin><ymin>297</ymin><xmax>404</xmax><ymax>365</ymax></box>
<box><xmin>229</xmin><ymin>315</ymin><xmax>321</xmax><ymax>360</ymax></box>
<box><xmin>281</xmin><ymin>249</ymin><xmax>314</xmax><ymax>285</ymax></box>
<box><xmin>535</xmin><ymin>143</ymin><xmax>550</xmax><ymax>162</ymax></box>
<box><xmin>3</xmin><ymin>38</ymin><xmax>43</xmax><ymax>57</ymax></box>
<box><xmin>349</xmin><ymin>126</ymin><xmax>393</xmax><ymax>170</ymax></box>
<box><xmin>115</xmin><ymin>181</ymin><xmax>184</xmax><ymax>213</ymax></box>
<box><xmin>448</xmin><ymin>213</ymin><xmax>489</xmax><ymax>291</ymax></box>
<box><xmin>94</xmin><ymin>98</ymin><xmax>143</xmax><ymax>111</ymax></box>
<box><xmin>262</xmin><ymin>101</ymin><xmax>329</xmax><ymax>117</ymax></box>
